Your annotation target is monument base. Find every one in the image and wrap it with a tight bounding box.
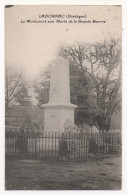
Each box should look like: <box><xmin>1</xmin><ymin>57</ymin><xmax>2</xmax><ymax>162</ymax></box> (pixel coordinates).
<box><xmin>43</xmin><ymin>102</ymin><xmax>77</xmax><ymax>132</ymax></box>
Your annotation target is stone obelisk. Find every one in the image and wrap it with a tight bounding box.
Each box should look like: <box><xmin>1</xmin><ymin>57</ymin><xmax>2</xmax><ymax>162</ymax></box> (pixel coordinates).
<box><xmin>42</xmin><ymin>57</ymin><xmax>77</xmax><ymax>132</ymax></box>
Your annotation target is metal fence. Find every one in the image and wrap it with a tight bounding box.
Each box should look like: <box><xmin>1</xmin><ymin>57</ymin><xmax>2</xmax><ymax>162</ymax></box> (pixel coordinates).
<box><xmin>5</xmin><ymin>131</ymin><xmax>121</xmax><ymax>160</ymax></box>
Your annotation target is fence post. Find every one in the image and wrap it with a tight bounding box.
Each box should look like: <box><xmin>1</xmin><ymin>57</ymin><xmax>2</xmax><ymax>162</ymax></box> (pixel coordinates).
<box><xmin>52</xmin><ymin>132</ymin><xmax>53</xmax><ymax>157</ymax></box>
<box><xmin>55</xmin><ymin>133</ymin><xmax>56</xmax><ymax>157</ymax></box>
<box><xmin>39</xmin><ymin>132</ymin><xmax>40</xmax><ymax>156</ymax></box>
<box><xmin>45</xmin><ymin>132</ymin><xmax>47</xmax><ymax>158</ymax></box>
<box><xmin>35</xmin><ymin>134</ymin><xmax>37</xmax><ymax>158</ymax></box>
<box><xmin>68</xmin><ymin>131</ymin><xmax>70</xmax><ymax>160</ymax></box>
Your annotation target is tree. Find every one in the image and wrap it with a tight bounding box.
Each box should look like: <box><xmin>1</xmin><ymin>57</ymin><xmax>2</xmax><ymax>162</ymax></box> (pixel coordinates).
<box><xmin>15</xmin><ymin>82</ymin><xmax>32</xmax><ymax>106</ymax></box>
<box><xmin>59</xmin><ymin>39</ymin><xmax>121</xmax><ymax>131</ymax></box>
<box><xmin>33</xmin><ymin>68</ymin><xmax>50</xmax><ymax>107</ymax></box>
<box><xmin>5</xmin><ymin>67</ymin><xmax>22</xmax><ymax>111</ymax></box>
<box><xmin>69</xmin><ymin>61</ymin><xmax>98</xmax><ymax>126</ymax></box>
<box><xmin>33</xmin><ymin>39</ymin><xmax>121</xmax><ymax>131</ymax></box>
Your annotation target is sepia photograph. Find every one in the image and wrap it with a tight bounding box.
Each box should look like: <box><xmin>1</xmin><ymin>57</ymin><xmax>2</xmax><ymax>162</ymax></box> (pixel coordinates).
<box><xmin>5</xmin><ymin>5</ymin><xmax>122</xmax><ymax>190</ymax></box>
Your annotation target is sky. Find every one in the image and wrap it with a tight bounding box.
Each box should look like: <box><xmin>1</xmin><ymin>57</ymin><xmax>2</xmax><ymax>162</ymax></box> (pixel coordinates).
<box><xmin>5</xmin><ymin>5</ymin><xmax>121</xmax><ymax>82</ymax></box>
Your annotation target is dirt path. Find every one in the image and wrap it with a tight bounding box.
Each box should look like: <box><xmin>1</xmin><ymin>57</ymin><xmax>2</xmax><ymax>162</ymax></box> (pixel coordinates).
<box><xmin>5</xmin><ymin>156</ymin><xmax>121</xmax><ymax>190</ymax></box>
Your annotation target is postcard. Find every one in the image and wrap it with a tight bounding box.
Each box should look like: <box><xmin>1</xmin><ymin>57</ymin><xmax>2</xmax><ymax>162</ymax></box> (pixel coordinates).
<box><xmin>5</xmin><ymin>4</ymin><xmax>122</xmax><ymax>191</ymax></box>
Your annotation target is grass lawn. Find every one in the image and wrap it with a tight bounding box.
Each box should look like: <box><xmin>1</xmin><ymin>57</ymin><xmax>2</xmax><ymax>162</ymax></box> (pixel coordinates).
<box><xmin>5</xmin><ymin>156</ymin><xmax>121</xmax><ymax>190</ymax></box>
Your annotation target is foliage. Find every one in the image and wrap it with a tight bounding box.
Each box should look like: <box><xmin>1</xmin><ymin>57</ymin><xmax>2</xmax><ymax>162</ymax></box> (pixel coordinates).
<box><xmin>15</xmin><ymin>82</ymin><xmax>32</xmax><ymax>106</ymax></box>
<box><xmin>59</xmin><ymin>39</ymin><xmax>121</xmax><ymax>131</ymax></box>
<box><xmin>5</xmin><ymin>67</ymin><xmax>32</xmax><ymax>111</ymax></box>
<box><xmin>33</xmin><ymin>39</ymin><xmax>121</xmax><ymax>131</ymax></box>
<box><xmin>64</xmin><ymin>119</ymin><xmax>78</xmax><ymax>134</ymax></box>
<box><xmin>33</xmin><ymin>68</ymin><xmax>50</xmax><ymax>106</ymax></box>
<box><xmin>5</xmin><ymin>67</ymin><xmax>23</xmax><ymax>111</ymax></box>
<box><xmin>69</xmin><ymin>61</ymin><xmax>99</xmax><ymax>126</ymax></box>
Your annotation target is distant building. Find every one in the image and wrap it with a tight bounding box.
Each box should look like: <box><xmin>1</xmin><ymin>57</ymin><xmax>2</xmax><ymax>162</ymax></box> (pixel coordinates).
<box><xmin>5</xmin><ymin>105</ymin><xmax>44</xmax><ymax>131</ymax></box>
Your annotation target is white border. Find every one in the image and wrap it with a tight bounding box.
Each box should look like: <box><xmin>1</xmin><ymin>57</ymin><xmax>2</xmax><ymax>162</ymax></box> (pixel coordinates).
<box><xmin>2</xmin><ymin>0</ymin><xmax>127</xmax><ymax>5</ymax></box>
<box><xmin>0</xmin><ymin>0</ymin><xmax>127</xmax><ymax>195</ymax></box>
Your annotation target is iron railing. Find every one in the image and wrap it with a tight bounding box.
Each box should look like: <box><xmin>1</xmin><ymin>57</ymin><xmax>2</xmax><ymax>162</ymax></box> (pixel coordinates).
<box><xmin>5</xmin><ymin>131</ymin><xmax>121</xmax><ymax>160</ymax></box>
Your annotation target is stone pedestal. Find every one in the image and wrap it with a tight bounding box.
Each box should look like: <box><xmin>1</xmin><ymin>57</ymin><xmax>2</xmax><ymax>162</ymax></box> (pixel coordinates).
<box><xmin>42</xmin><ymin>57</ymin><xmax>77</xmax><ymax>132</ymax></box>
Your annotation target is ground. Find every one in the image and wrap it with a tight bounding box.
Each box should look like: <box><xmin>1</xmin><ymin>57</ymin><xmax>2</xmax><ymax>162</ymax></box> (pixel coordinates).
<box><xmin>5</xmin><ymin>156</ymin><xmax>121</xmax><ymax>190</ymax></box>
